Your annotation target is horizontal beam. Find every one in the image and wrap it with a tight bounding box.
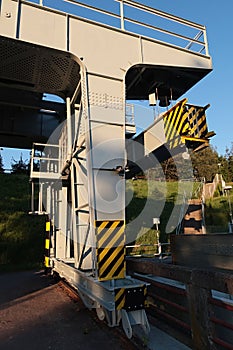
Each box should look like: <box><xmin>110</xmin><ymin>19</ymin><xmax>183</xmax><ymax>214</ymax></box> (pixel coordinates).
<box><xmin>127</xmin><ymin>257</ymin><xmax>233</xmax><ymax>294</ymax></box>
<box><xmin>0</xmin><ymin>86</ymin><xmax>65</xmax><ymax>115</ymax></box>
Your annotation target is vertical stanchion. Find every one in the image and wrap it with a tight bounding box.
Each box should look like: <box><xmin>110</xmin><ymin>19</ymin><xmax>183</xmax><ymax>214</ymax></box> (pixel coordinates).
<box><xmin>119</xmin><ymin>0</ymin><xmax>125</xmax><ymax>30</ymax></box>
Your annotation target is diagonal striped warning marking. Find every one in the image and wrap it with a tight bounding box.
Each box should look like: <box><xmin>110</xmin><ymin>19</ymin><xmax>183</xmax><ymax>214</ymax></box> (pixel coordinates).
<box><xmin>165</xmin><ymin>100</ymin><xmax>186</xmax><ymax>141</ymax></box>
<box><xmin>190</xmin><ymin>113</ymin><xmax>207</xmax><ymax>137</ymax></box>
<box><xmin>163</xmin><ymin>99</ymin><xmax>209</xmax><ymax>150</ymax></box>
<box><xmin>95</xmin><ymin>220</ymin><xmax>125</xmax><ymax>281</ymax></box>
<box><xmin>164</xmin><ymin>99</ymin><xmax>187</xmax><ymax>149</ymax></box>
<box><xmin>115</xmin><ymin>288</ymin><xmax>125</xmax><ymax>310</ymax></box>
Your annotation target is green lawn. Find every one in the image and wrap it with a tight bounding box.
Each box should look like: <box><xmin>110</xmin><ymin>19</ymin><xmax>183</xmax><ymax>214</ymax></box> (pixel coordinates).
<box><xmin>0</xmin><ymin>174</ymin><xmax>231</xmax><ymax>269</ymax></box>
<box><xmin>125</xmin><ymin>179</ymin><xmax>233</xmax><ymax>255</ymax></box>
<box><xmin>205</xmin><ymin>193</ymin><xmax>233</xmax><ymax>233</ymax></box>
<box><xmin>125</xmin><ymin>179</ymin><xmax>192</xmax><ymax>255</ymax></box>
<box><xmin>0</xmin><ymin>174</ymin><xmax>45</xmax><ymax>271</ymax></box>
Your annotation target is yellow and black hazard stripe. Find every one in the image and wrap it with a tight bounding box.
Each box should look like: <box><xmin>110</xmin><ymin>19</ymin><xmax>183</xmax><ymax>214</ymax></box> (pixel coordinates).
<box><xmin>115</xmin><ymin>285</ymin><xmax>148</xmax><ymax>311</ymax></box>
<box><xmin>115</xmin><ymin>288</ymin><xmax>125</xmax><ymax>310</ymax></box>
<box><xmin>95</xmin><ymin>220</ymin><xmax>125</xmax><ymax>281</ymax></box>
<box><xmin>184</xmin><ymin>104</ymin><xmax>208</xmax><ymax>139</ymax></box>
<box><xmin>45</xmin><ymin>220</ymin><xmax>51</xmax><ymax>269</ymax></box>
<box><xmin>164</xmin><ymin>99</ymin><xmax>187</xmax><ymax>149</ymax></box>
<box><xmin>164</xmin><ymin>99</ymin><xmax>209</xmax><ymax>150</ymax></box>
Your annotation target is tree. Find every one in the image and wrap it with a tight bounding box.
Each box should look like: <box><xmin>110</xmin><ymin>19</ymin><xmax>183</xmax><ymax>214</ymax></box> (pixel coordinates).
<box><xmin>218</xmin><ymin>153</ymin><xmax>229</xmax><ymax>182</ymax></box>
<box><xmin>11</xmin><ymin>153</ymin><xmax>29</xmax><ymax>175</ymax></box>
<box><xmin>221</xmin><ymin>143</ymin><xmax>233</xmax><ymax>182</ymax></box>
<box><xmin>191</xmin><ymin>146</ymin><xmax>219</xmax><ymax>182</ymax></box>
<box><xmin>162</xmin><ymin>157</ymin><xmax>178</xmax><ymax>181</ymax></box>
<box><xmin>160</xmin><ymin>153</ymin><xmax>195</xmax><ymax>181</ymax></box>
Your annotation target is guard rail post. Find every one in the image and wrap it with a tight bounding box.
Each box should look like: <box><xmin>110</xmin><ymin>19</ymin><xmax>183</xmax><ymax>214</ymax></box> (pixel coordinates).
<box><xmin>186</xmin><ymin>271</ymin><xmax>216</xmax><ymax>350</ymax></box>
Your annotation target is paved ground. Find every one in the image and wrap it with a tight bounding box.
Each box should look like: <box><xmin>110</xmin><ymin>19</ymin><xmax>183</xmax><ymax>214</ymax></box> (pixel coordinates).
<box><xmin>0</xmin><ymin>269</ymin><xmax>191</xmax><ymax>350</ymax></box>
<box><xmin>0</xmin><ymin>270</ymin><xmax>137</xmax><ymax>350</ymax></box>
<box><xmin>133</xmin><ymin>320</ymin><xmax>190</xmax><ymax>350</ymax></box>
<box><xmin>146</xmin><ymin>326</ymin><xmax>190</xmax><ymax>350</ymax></box>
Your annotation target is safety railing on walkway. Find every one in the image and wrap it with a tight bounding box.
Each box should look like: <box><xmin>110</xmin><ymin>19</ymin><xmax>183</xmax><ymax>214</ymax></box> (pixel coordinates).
<box><xmin>125</xmin><ymin>103</ymin><xmax>135</xmax><ymax>125</ymax></box>
<box><xmin>30</xmin><ymin>143</ymin><xmax>60</xmax><ymax>180</ymax></box>
<box><xmin>29</xmin><ymin>143</ymin><xmax>60</xmax><ymax>214</ymax></box>
<box><xmin>26</xmin><ymin>0</ymin><xmax>209</xmax><ymax>56</ymax></box>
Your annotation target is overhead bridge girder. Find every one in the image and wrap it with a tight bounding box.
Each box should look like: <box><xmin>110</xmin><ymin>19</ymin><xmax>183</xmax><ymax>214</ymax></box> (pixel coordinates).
<box><xmin>0</xmin><ymin>35</ymin><xmax>81</xmax><ymax>98</ymax></box>
<box><xmin>0</xmin><ymin>106</ymin><xmax>62</xmax><ymax>149</ymax></box>
<box><xmin>0</xmin><ymin>0</ymin><xmax>212</xmax><ymax>97</ymax></box>
<box><xmin>0</xmin><ymin>0</ymin><xmax>212</xmax><ymax>148</ymax></box>
<box><xmin>0</xmin><ymin>35</ymin><xmax>81</xmax><ymax>148</ymax></box>
<box><xmin>126</xmin><ymin>98</ymin><xmax>215</xmax><ymax>177</ymax></box>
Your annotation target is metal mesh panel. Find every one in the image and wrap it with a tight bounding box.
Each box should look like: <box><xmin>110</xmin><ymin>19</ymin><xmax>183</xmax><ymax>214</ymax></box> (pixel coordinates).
<box><xmin>0</xmin><ymin>36</ymin><xmax>80</xmax><ymax>97</ymax></box>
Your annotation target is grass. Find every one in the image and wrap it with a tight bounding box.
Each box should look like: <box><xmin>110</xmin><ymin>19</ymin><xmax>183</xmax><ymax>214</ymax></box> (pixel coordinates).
<box><xmin>125</xmin><ymin>179</ymin><xmax>193</xmax><ymax>255</ymax></box>
<box><xmin>205</xmin><ymin>193</ymin><xmax>233</xmax><ymax>233</ymax></box>
<box><xmin>125</xmin><ymin>178</ymin><xmax>233</xmax><ymax>255</ymax></box>
<box><xmin>1</xmin><ymin>174</ymin><xmax>232</xmax><ymax>268</ymax></box>
<box><xmin>0</xmin><ymin>174</ymin><xmax>45</xmax><ymax>272</ymax></box>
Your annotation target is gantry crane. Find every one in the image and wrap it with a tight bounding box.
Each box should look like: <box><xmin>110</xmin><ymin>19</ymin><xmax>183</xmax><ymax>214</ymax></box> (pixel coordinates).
<box><xmin>0</xmin><ymin>0</ymin><xmax>213</xmax><ymax>338</ymax></box>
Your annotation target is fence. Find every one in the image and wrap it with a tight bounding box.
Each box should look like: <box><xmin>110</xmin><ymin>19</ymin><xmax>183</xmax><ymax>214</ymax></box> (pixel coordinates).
<box><xmin>127</xmin><ymin>258</ymin><xmax>233</xmax><ymax>350</ymax></box>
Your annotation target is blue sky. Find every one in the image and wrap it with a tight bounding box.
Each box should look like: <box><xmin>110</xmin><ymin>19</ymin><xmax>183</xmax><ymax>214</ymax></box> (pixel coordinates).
<box><xmin>1</xmin><ymin>0</ymin><xmax>232</xmax><ymax>168</ymax></box>
<box><xmin>162</xmin><ymin>0</ymin><xmax>232</xmax><ymax>156</ymax></box>
<box><xmin>131</xmin><ymin>0</ymin><xmax>232</xmax><ymax>156</ymax></box>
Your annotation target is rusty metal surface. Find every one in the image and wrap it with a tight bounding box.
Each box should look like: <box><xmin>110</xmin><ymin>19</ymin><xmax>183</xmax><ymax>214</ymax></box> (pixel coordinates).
<box><xmin>170</xmin><ymin>234</ymin><xmax>233</xmax><ymax>272</ymax></box>
<box><xmin>127</xmin><ymin>257</ymin><xmax>233</xmax><ymax>294</ymax></box>
<box><xmin>127</xmin><ymin>257</ymin><xmax>233</xmax><ymax>349</ymax></box>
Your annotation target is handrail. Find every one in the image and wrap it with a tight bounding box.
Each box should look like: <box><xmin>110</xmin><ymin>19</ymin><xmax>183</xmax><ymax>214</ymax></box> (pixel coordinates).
<box><xmin>124</xmin><ymin>17</ymin><xmax>205</xmax><ymax>48</ymax></box>
<box><xmin>126</xmin><ymin>242</ymin><xmax>170</xmax><ymax>258</ymax></box>
<box><xmin>116</xmin><ymin>0</ymin><xmax>208</xmax><ymax>55</ymax></box>
<box><xmin>27</xmin><ymin>0</ymin><xmax>209</xmax><ymax>56</ymax></box>
<box><xmin>64</xmin><ymin>0</ymin><xmax>119</xmax><ymax>21</ymax></box>
<box><xmin>176</xmin><ymin>190</ymin><xmax>187</xmax><ymax>235</ymax></box>
<box><xmin>116</xmin><ymin>0</ymin><xmax>205</xmax><ymax>30</ymax></box>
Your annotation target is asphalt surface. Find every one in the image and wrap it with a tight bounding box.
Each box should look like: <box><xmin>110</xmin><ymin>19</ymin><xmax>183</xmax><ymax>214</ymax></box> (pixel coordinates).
<box><xmin>0</xmin><ymin>270</ymin><xmax>137</xmax><ymax>350</ymax></box>
<box><xmin>0</xmin><ymin>269</ymin><xmax>191</xmax><ymax>350</ymax></box>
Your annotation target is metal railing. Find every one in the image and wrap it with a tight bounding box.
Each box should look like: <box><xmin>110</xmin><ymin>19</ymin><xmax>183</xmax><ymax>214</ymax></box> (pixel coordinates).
<box><xmin>28</xmin><ymin>0</ymin><xmax>209</xmax><ymax>56</ymax></box>
<box><xmin>126</xmin><ymin>242</ymin><xmax>170</xmax><ymax>258</ymax></box>
<box><xmin>176</xmin><ymin>191</ymin><xmax>187</xmax><ymax>235</ymax></box>
<box><xmin>125</xmin><ymin>103</ymin><xmax>135</xmax><ymax>125</ymax></box>
<box><xmin>30</xmin><ymin>143</ymin><xmax>60</xmax><ymax>179</ymax></box>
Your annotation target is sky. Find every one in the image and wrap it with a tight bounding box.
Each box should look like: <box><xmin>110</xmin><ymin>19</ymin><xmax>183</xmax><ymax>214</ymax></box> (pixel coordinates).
<box><xmin>1</xmin><ymin>0</ymin><xmax>232</xmax><ymax>169</ymax></box>
<box><xmin>154</xmin><ymin>0</ymin><xmax>233</xmax><ymax>156</ymax></box>
<box><xmin>128</xmin><ymin>0</ymin><xmax>233</xmax><ymax>156</ymax></box>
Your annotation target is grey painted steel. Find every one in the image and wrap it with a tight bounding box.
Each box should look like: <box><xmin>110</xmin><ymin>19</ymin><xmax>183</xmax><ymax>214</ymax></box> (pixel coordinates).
<box><xmin>53</xmin><ymin>258</ymin><xmax>149</xmax><ymax>332</ymax></box>
<box><xmin>0</xmin><ymin>0</ymin><xmax>212</xmax><ymax>91</ymax></box>
<box><xmin>0</xmin><ymin>0</ymin><xmax>213</xmax><ymax>338</ymax></box>
<box><xmin>0</xmin><ymin>0</ymin><xmax>212</xmax><ymax>149</ymax></box>
<box><xmin>122</xmin><ymin>308</ymin><xmax>150</xmax><ymax>339</ymax></box>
